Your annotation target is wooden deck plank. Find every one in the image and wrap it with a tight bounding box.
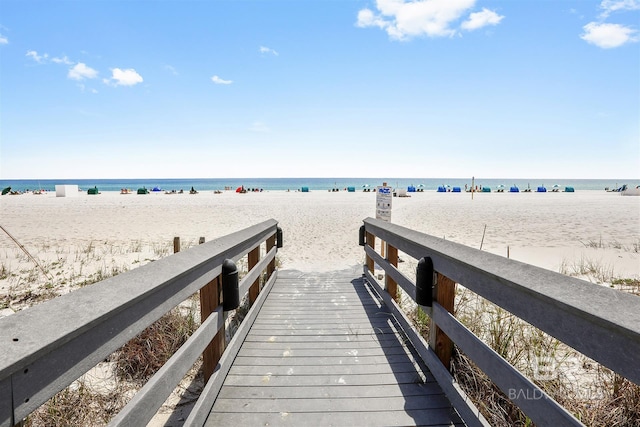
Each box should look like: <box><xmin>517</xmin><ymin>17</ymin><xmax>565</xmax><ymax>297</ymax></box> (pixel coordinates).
<box><xmin>227</xmin><ymin>361</ymin><xmax>422</xmax><ymax>376</ymax></box>
<box><xmin>204</xmin><ymin>271</ymin><xmax>464</xmax><ymax>426</ymax></box>
<box><xmin>231</xmin><ymin>347</ymin><xmax>420</xmax><ymax>358</ymax></box>
<box><xmin>232</xmin><ymin>354</ymin><xmax>422</xmax><ymax>366</ymax></box>
<box><xmin>217</xmin><ymin>383</ymin><xmax>445</xmax><ymax>399</ymax></box>
<box><xmin>240</xmin><ymin>337</ymin><xmax>403</xmax><ymax>349</ymax></box>
<box><xmin>205</xmin><ymin>411</ymin><xmax>463</xmax><ymax>427</ymax></box>
<box><xmin>222</xmin><ymin>372</ymin><xmax>433</xmax><ymax>387</ymax></box>
<box><xmin>241</xmin><ymin>339</ymin><xmax>410</xmax><ymax>351</ymax></box>
<box><xmin>243</xmin><ymin>335</ymin><xmax>403</xmax><ymax>344</ymax></box>
<box><xmin>212</xmin><ymin>394</ymin><xmax>454</xmax><ymax>412</ymax></box>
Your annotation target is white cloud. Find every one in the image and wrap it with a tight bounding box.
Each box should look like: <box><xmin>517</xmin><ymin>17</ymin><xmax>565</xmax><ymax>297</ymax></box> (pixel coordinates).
<box><xmin>357</xmin><ymin>8</ymin><xmax>388</xmax><ymax>30</ymax></box>
<box><xmin>211</xmin><ymin>75</ymin><xmax>233</xmax><ymax>85</ymax></box>
<box><xmin>68</xmin><ymin>63</ymin><xmax>98</xmax><ymax>80</ymax></box>
<box><xmin>26</xmin><ymin>50</ymin><xmax>48</xmax><ymax>63</ymax></box>
<box><xmin>461</xmin><ymin>8</ymin><xmax>504</xmax><ymax>31</ymax></box>
<box><xmin>107</xmin><ymin>68</ymin><xmax>144</xmax><ymax>86</ymax></box>
<box><xmin>259</xmin><ymin>46</ymin><xmax>279</xmax><ymax>56</ymax></box>
<box><xmin>0</xmin><ymin>34</ymin><xmax>8</xmax><ymax>45</ymax></box>
<box><xmin>581</xmin><ymin>22</ymin><xmax>638</xmax><ymax>48</ymax></box>
<box><xmin>599</xmin><ymin>0</ymin><xmax>640</xmax><ymax>18</ymax></box>
<box><xmin>356</xmin><ymin>0</ymin><xmax>503</xmax><ymax>40</ymax></box>
<box><xmin>52</xmin><ymin>56</ymin><xmax>73</xmax><ymax>65</ymax></box>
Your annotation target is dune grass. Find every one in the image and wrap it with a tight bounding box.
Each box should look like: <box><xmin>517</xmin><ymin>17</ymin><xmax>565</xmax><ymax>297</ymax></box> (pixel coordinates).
<box><xmin>396</xmin><ymin>246</ymin><xmax>639</xmax><ymax>427</ymax></box>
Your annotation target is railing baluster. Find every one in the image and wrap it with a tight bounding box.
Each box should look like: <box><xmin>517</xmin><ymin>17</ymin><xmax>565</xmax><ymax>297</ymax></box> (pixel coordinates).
<box><xmin>266</xmin><ymin>235</ymin><xmax>276</xmax><ymax>278</ymax></box>
<box><xmin>200</xmin><ymin>276</ymin><xmax>224</xmax><ymax>382</ymax></box>
<box><xmin>248</xmin><ymin>246</ymin><xmax>260</xmax><ymax>304</ymax></box>
<box><xmin>365</xmin><ymin>231</ymin><xmax>375</xmax><ymax>273</ymax></box>
<box><xmin>385</xmin><ymin>244</ymin><xmax>398</xmax><ymax>301</ymax></box>
<box><xmin>429</xmin><ymin>273</ymin><xmax>456</xmax><ymax>370</ymax></box>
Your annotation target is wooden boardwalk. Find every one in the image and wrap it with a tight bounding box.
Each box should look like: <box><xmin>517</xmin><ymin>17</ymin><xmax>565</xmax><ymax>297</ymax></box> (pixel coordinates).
<box><xmin>205</xmin><ymin>270</ymin><xmax>465</xmax><ymax>426</ymax></box>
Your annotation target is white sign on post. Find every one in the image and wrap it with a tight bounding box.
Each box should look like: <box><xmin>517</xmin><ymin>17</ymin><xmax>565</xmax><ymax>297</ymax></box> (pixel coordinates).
<box><xmin>376</xmin><ymin>185</ymin><xmax>392</xmax><ymax>222</ymax></box>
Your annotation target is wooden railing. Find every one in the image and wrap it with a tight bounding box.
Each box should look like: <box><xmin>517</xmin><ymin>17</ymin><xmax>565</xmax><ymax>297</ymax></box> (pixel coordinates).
<box><xmin>0</xmin><ymin>219</ymin><xmax>281</xmax><ymax>427</ymax></box>
<box><xmin>361</xmin><ymin>217</ymin><xmax>640</xmax><ymax>427</ymax></box>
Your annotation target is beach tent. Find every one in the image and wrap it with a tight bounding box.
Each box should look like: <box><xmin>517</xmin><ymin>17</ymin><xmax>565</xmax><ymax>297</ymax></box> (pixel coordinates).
<box><xmin>452</xmin><ymin>187</ymin><xmax>461</xmax><ymax>192</ymax></box>
<box><xmin>152</xmin><ymin>186</ymin><xmax>162</xmax><ymax>192</ymax></box>
<box><xmin>509</xmin><ymin>186</ymin><xmax>520</xmax><ymax>193</ymax></box>
<box><xmin>564</xmin><ymin>186</ymin><xmax>575</xmax><ymax>192</ymax></box>
<box><xmin>56</xmin><ymin>185</ymin><xmax>79</xmax><ymax>197</ymax></box>
<box><xmin>301</xmin><ymin>187</ymin><xmax>309</xmax><ymax>193</ymax></box>
<box><xmin>407</xmin><ymin>186</ymin><xmax>416</xmax><ymax>192</ymax></box>
<box><xmin>1</xmin><ymin>187</ymin><xmax>10</xmax><ymax>195</ymax></box>
<box><xmin>347</xmin><ymin>187</ymin><xmax>355</xmax><ymax>192</ymax></box>
<box><xmin>137</xmin><ymin>187</ymin><xmax>149</xmax><ymax>194</ymax></box>
<box><xmin>536</xmin><ymin>186</ymin><xmax>547</xmax><ymax>193</ymax></box>
<box><xmin>481</xmin><ymin>187</ymin><xmax>491</xmax><ymax>192</ymax></box>
<box><xmin>437</xmin><ymin>186</ymin><xmax>447</xmax><ymax>193</ymax></box>
<box><xmin>87</xmin><ymin>186</ymin><xmax>99</xmax><ymax>195</ymax></box>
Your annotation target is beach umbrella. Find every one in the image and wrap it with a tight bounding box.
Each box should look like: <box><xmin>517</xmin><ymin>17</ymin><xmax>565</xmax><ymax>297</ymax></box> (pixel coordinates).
<box><xmin>2</xmin><ymin>187</ymin><xmax>10</xmax><ymax>195</ymax></box>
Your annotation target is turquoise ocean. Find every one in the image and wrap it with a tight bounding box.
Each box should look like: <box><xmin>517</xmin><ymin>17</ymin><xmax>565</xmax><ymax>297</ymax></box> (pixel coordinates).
<box><xmin>0</xmin><ymin>178</ymin><xmax>634</xmax><ymax>193</ymax></box>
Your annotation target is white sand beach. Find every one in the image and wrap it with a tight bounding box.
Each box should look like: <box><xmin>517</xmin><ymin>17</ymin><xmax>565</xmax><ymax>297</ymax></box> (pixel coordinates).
<box><xmin>1</xmin><ymin>189</ymin><xmax>639</xmax><ymax>298</ymax></box>
<box><xmin>1</xmin><ymin>188</ymin><xmax>639</xmax><ymax>424</ymax></box>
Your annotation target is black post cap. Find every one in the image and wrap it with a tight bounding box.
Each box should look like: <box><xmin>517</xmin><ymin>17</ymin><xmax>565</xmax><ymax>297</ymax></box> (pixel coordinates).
<box><xmin>276</xmin><ymin>227</ymin><xmax>283</xmax><ymax>248</ymax></box>
<box><xmin>416</xmin><ymin>257</ymin><xmax>434</xmax><ymax>307</ymax></box>
<box><xmin>222</xmin><ymin>259</ymin><xmax>240</xmax><ymax>311</ymax></box>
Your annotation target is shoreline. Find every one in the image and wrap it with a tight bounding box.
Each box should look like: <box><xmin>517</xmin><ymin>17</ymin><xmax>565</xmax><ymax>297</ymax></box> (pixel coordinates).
<box><xmin>2</xmin><ymin>176</ymin><xmax>637</xmax><ymax>193</ymax></box>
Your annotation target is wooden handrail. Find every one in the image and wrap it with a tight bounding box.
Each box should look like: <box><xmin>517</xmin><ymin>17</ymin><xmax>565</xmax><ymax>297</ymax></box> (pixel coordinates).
<box><xmin>362</xmin><ymin>216</ymin><xmax>640</xmax><ymax>426</ymax></box>
<box><xmin>0</xmin><ymin>219</ymin><xmax>280</xmax><ymax>427</ymax></box>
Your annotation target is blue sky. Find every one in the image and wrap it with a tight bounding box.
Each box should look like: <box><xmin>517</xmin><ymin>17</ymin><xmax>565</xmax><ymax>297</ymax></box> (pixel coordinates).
<box><xmin>0</xmin><ymin>0</ymin><xmax>638</xmax><ymax>179</ymax></box>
